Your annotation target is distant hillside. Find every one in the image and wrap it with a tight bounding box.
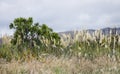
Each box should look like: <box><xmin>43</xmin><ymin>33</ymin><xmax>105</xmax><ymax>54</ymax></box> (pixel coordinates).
<box><xmin>59</xmin><ymin>27</ymin><xmax>120</xmax><ymax>36</ymax></box>
<box><xmin>101</xmin><ymin>27</ymin><xmax>120</xmax><ymax>35</ymax></box>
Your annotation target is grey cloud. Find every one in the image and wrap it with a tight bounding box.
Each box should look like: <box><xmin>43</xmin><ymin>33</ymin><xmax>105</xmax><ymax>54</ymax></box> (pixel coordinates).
<box><xmin>0</xmin><ymin>0</ymin><xmax>120</xmax><ymax>35</ymax></box>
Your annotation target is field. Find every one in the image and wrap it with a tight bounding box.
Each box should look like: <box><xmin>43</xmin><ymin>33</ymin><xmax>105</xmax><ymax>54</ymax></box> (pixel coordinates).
<box><xmin>0</xmin><ymin>29</ymin><xmax>120</xmax><ymax>74</ymax></box>
<box><xmin>1</xmin><ymin>56</ymin><xmax>120</xmax><ymax>74</ymax></box>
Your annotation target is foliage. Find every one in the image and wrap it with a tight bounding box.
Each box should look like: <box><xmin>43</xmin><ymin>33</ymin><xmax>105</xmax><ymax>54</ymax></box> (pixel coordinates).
<box><xmin>1</xmin><ymin>17</ymin><xmax>120</xmax><ymax>74</ymax></box>
<box><xmin>9</xmin><ymin>17</ymin><xmax>61</xmax><ymax>54</ymax></box>
<box><xmin>0</xmin><ymin>17</ymin><xmax>120</xmax><ymax>62</ymax></box>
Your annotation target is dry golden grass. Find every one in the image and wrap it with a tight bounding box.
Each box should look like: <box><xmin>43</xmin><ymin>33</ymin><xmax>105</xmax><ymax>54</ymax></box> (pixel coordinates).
<box><xmin>0</xmin><ymin>55</ymin><xmax>120</xmax><ymax>74</ymax></box>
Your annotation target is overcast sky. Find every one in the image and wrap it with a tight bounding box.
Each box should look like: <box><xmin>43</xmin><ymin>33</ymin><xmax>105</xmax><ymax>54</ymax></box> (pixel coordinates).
<box><xmin>0</xmin><ymin>0</ymin><xmax>120</xmax><ymax>35</ymax></box>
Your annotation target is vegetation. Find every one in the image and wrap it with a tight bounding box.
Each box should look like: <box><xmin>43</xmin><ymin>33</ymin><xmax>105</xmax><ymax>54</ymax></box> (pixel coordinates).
<box><xmin>9</xmin><ymin>17</ymin><xmax>61</xmax><ymax>49</ymax></box>
<box><xmin>61</xmin><ymin>30</ymin><xmax>120</xmax><ymax>60</ymax></box>
<box><xmin>9</xmin><ymin>17</ymin><xmax>61</xmax><ymax>60</ymax></box>
<box><xmin>1</xmin><ymin>56</ymin><xmax>120</xmax><ymax>74</ymax></box>
<box><xmin>0</xmin><ymin>17</ymin><xmax>120</xmax><ymax>74</ymax></box>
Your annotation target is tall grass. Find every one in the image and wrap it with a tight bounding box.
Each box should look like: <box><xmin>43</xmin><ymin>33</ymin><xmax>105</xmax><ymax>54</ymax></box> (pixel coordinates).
<box><xmin>0</xmin><ymin>29</ymin><xmax>120</xmax><ymax>61</ymax></box>
<box><xmin>0</xmin><ymin>29</ymin><xmax>120</xmax><ymax>73</ymax></box>
<box><xmin>61</xmin><ymin>29</ymin><xmax>120</xmax><ymax>59</ymax></box>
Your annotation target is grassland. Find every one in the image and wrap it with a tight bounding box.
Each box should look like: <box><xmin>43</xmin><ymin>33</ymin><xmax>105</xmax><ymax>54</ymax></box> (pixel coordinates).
<box><xmin>0</xmin><ymin>29</ymin><xmax>120</xmax><ymax>74</ymax></box>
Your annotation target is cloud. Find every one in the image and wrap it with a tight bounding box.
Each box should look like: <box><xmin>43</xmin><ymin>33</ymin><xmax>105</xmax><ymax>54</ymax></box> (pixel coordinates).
<box><xmin>0</xmin><ymin>0</ymin><xmax>120</xmax><ymax>35</ymax></box>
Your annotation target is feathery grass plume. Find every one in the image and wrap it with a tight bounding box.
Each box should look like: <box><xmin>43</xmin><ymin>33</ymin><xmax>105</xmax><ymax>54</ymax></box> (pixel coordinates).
<box><xmin>1</xmin><ymin>34</ymin><xmax>11</xmax><ymax>45</ymax></box>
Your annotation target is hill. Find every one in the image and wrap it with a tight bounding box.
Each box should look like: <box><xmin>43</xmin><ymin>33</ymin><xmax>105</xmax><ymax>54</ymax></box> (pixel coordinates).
<box><xmin>59</xmin><ymin>27</ymin><xmax>120</xmax><ymax>36</ymax></box>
